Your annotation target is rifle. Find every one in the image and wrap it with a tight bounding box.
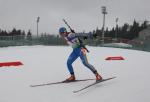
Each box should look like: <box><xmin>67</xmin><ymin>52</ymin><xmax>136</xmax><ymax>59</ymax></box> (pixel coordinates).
<box><xmin>62</xmin><ymin>19</ymin><xmax>89</xmax><ymax>53</ymax></box>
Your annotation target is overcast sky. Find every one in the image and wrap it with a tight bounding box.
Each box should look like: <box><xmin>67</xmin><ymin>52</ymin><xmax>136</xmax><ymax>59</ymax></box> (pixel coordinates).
<box><xmin>0</xmin><ymin>0</ymin><xmax>150</xmax><ymax>35</ymax></box>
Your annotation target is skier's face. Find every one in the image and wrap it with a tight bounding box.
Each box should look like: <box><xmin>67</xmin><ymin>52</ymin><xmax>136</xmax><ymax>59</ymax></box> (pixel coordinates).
<box><xmin>60</xmin><ymin>32</ymin><xmax>68</xmax><ymax>37</ymax></box>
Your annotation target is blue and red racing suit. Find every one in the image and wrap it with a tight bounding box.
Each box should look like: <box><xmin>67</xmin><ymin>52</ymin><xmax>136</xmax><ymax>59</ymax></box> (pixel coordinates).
<box><xmin>64</xmin><ymin>33</ymin><xmax>97</xmax><ymax>75</ymax></box>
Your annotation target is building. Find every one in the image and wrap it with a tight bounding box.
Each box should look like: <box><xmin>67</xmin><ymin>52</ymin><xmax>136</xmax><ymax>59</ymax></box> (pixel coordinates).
<box><xmin>139</xmin><ymin>25</ymin><xmax>150</xmax><ymax>40</ymax></box>
<box><xmin>129</xmin><ymin>25</ymin><xmax>150</xmax><ymax>51</ymax></box>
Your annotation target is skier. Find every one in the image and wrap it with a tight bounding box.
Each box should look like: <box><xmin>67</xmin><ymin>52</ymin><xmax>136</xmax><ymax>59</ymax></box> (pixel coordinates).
<box><xmin>59</xmin><ymin>27</ymin><xmax>102</xmax><ymax>82</ymax></box>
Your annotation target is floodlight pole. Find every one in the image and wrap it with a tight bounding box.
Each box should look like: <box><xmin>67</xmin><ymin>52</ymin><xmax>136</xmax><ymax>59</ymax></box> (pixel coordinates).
<box><xmin>36</xmin><ymin>16</ymin><xmax>40</xmax><ymax>37</ymax></box>
<box><xmin>115</xmin><ymin>18</ymin><xmax>119</xmax><ymax>40</ymax></box>
<box><xmin>101</xmin><ymin>6</ymin><xmax>107</xmax><ymax>44</ymax></box>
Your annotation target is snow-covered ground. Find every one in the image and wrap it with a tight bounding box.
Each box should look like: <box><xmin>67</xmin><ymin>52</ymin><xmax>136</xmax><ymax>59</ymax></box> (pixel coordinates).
<box><xmin>101</xmin><ymin>43</ymin><xmax>133</xmax><ymax>48</ymax></box>
<box><xmin>0</xmin><ymin>45</ymin><xmax>150</xmax><ymax>102</ymax></box>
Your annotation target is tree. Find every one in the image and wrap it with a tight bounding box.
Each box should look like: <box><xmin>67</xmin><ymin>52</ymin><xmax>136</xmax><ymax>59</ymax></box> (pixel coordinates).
<box><xmin>26</xmin><ymin>30</ymin><xmax>32</xmax><ymax>40</ymax></box>
<box><xmin>129</xmin><ymin>20</ymin><xmax>140</xmax><ymax>39</ymax></box>
<box><xmin>141</xmin><ymin>20</ymin><xmax>148</xmax><ymax>30</ymax></box>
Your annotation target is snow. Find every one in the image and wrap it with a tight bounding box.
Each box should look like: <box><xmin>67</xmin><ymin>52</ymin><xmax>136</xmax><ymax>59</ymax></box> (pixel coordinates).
<box><xmin>0</xmin><ymin>45</ymin><xmax>150</xmax><ymax>102</ymax></box>
<box><xmin>101</xmin><ymin>43</ymin><xmax>133</xmax><ymax>48</ymax></box>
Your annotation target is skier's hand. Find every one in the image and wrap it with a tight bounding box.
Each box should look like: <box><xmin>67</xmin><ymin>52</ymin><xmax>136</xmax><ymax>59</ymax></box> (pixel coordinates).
<box><xmin>81</xmin><ymin>48</ymin><xmax>87</xmax><ymax>54</ymax></box>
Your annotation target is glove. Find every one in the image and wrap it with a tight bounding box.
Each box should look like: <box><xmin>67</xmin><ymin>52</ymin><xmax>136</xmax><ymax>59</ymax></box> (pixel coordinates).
<box><xmin>81</xmin><ymin>48</ymin><xmax>87</xmax><ymax>54</ymax></box>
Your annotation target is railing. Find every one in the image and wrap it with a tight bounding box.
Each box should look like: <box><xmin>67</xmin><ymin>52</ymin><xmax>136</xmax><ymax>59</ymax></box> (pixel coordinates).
<box><xmin>0</xmin><ymin>35</ymin><xmax>150</xmax><ymax>52</ymax></box>
<box><xmin>0</xmin><ymin>35</ymin><xmax>66</xmax><ymax>47</ymax></box>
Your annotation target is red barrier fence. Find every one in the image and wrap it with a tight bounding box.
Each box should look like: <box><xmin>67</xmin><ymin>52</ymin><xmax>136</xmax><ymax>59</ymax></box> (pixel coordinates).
<box><xmin>0</xmin><ymin>61</ymin><xmax>23</xmax><ymax>67</ymax></box>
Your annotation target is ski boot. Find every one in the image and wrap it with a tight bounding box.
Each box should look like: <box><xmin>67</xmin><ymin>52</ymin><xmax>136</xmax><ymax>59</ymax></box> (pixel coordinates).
<box><xmin>65</xmin><ymin>75</ymin><xmax>76</xmax><ymax>82</ymax></box>
<box><xmin>95</xmin><ymin>72</ymin><xmax>103</xmax><ymax>81</ymax></box>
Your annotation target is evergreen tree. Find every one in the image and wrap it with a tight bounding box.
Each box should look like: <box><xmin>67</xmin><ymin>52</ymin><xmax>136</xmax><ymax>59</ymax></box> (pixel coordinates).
<box><xmin>27</xmin><ymin>30</ymin><xmax>32</xmax><ymax>40</ymax></box>
<box><xmin>120</xmin><ymin>23</ymin><xmax>130</xmax><ymax>38</ymax></box>
<box><xmin>129</xmin><ymin>19</ymin><xmax>140</xmax><ymax>39</ymax></box>
<box><xmin>11</xmin><ymin>28</ymin><xmax>17</xmax><ymax>36</ymax></box>
<box><xmin>141</xmin><ymin>20</ymin><xmax>148</xmax><ymax>29</ymax></box>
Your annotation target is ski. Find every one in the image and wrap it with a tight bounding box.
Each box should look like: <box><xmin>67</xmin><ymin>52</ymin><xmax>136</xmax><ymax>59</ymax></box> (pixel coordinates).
<box><xmin>30</xmin><ymin>78</ymin><xmax>95</xmax><ymax>87</ymax></box>
<box><xmin>73</xmin><ymin>77</ymin><xmax>116</xmax><ymax>93</ymax></box>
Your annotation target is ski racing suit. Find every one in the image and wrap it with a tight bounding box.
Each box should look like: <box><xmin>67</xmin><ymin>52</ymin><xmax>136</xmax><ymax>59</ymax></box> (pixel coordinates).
<box><xmin>65</xmin><ymin>33</ymin><xmax>97</xmax><ymax>75</ymax></box>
